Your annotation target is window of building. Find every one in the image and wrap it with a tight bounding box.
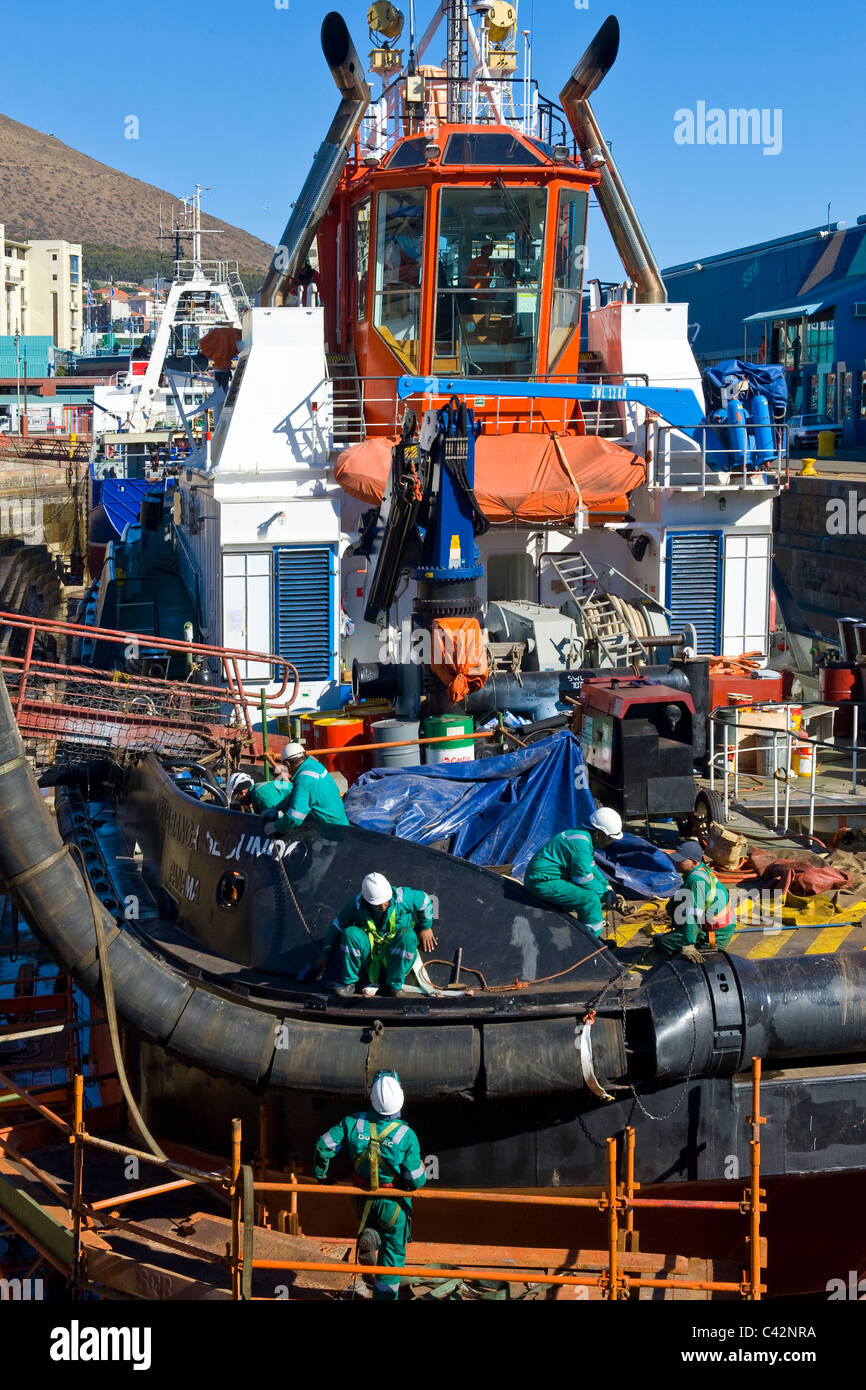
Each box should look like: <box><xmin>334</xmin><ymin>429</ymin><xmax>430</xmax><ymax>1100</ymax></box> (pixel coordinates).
<box><xmin>352</xmin><ymin>198</ymin><xmax>371</xmax><ymax>320</ymax></box>
<box><xmin>843</xmin><ymin>371</ymin><xmax>854</xmax><ymax>420</ymax></box>
<box><xmin>548</xmin><ymin>189</ymin><xmax>588</xmax><ymax>371</ymax></box>
<box><xmin>803</xmin><ymin>315</ymin><xmax>834</xmax><ymax>366</ymax></box>
<box><xmin>858</xmin><ymin>371</ymin><xmax>866</xmax><ymax>419</ymax></box>
<box><xmin>433</xmin><ymin>186</ymin><xmax>546</xmax><ymax>376</ymax></box>
<box><xmin>825</xmin><ymin>371</ymin><xmax>837</xmax><ymax>420</ymax></box>
<box><xmin>373</xmin><ymin>188</ymin><xmax>425</xmax><ymax>370</ymax></box>
<box><xmin>771</xmin><ymin>319</ymin><xmax>802</xmax><ymax>372</ymax></box>
<box><xmin>807</xmin><ymin>374</ymin><xmax>819</xmax><ymax>413</ymax></box>
<box><xmin>51</xmin><ymin>253</ymin><xmax>57</xmax><ymax>262</ymax></box>
<box><xmin>69</xmin><ymin>254</ymin><xmax>80</xmax><ymax>287</ymax></box>
<box><xmin>442</xmin><ymin>132</ymin><xmax>544</xmax><ymax>166</ymax></box>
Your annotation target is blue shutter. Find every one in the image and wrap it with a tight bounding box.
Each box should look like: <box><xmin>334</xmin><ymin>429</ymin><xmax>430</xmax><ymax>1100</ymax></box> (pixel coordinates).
<box><xmin>273</xmin><ymin>546</ymin><xmax>336</xmax><ymax>680</ymax></box>
<box><xmin>666</xmin><ymin>531</ymin><xmax>722</xmax><ymax>654</ymax></box>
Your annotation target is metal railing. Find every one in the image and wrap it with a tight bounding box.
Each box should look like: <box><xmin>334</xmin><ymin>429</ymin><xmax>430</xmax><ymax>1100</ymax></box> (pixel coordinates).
<box><xmin>0</xmin><ymin>611</ymin><xmax>299</xmax><ymax>761</ymax></box>
<box><xmin>709</xmin><ymin>700</ymin><xmax>866</xmax><ymax>838</ymax></box>
<box><xmin>652</xmin><ymin>421</ymin><xmax>789</xmax><ymax>493</ymax></box>
<box><xmin>329</xmin><ymin>371</ymin><xmax>650</xmax><ymax>449</ymax></box>
<box><xmin>0</xmin><ymin>1059</ymin><xmax>767</xmax><ymax>1300</ymax></box>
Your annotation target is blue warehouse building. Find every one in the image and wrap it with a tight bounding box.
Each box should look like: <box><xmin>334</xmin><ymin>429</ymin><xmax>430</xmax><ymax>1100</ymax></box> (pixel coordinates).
<box><xmin>663</xmin><ymin>218</ymin><xmax>866</xmax><ymax>446</ymax></box>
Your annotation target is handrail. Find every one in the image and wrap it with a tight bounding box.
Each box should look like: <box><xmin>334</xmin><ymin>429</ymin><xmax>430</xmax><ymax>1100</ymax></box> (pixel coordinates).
<box><xmin>708</xmin><ymin>699</ymin><xmax>864</xmax><ymax>836</ymax></box>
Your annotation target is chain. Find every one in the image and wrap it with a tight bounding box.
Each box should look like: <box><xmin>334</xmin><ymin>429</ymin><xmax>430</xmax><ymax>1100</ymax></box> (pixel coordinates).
<box><xmin>621</xmin><ymin>959</ymin><xmax>700</xmax><ymax>1122</ymax></box>
<box><xmin>279</xmin><ymin>855</ymin><xmax>313</xmax><ymax>937</ymax></box>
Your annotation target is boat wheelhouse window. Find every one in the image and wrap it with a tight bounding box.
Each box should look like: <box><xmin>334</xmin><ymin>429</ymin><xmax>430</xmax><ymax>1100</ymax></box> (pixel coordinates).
<box><xmin>433</xmin><ymin>186</ymin><xmax>546</xmax><ymax>377</ymax></box>
<box><xmin>442</xmin><ymin>132</ymin><xmax>544</xmax><ymax>166</ymax></box>
<box><xmin>352</xmin><ymin>198</ymin><xmax>371</xmax><ymax>320</ymax></box>
<box><xmin>385</xmin><ymin>137</ymin><xmax>429</xmax><ymax>169</ymax></box>
<box><xmin>373</xmin><ymin>188</ymin><xmax>425</xmax><ymax>370</ymax></box>
<box><xmin>548</xmin><ymin>189</ymin><xmax>588</xmax><ymax>371</ymax></box>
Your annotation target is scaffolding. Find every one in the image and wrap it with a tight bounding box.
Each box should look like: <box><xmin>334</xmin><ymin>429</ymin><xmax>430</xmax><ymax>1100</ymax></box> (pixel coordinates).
<box><xmin>0</xmin><ymin>1059</ymin><xmax>768</xmax><ymax>1301</ymax></box>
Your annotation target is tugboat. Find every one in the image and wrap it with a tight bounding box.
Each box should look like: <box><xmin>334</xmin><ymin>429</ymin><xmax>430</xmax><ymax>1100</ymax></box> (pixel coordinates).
<box><xmin>4</xmin><ymin>4</ymin><xmax>865</xmax><ymax>1299</ymax></box>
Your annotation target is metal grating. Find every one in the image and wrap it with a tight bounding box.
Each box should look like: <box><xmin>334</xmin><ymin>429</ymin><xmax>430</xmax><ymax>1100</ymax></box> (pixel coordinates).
<box><xmin>273</xmin><ymin>546</ymin><xmax>335</xmax><ymax>681</ymax></box>
<box><xmin>666</xmin><ymin>531</ymin><xmax>721</xmax><ymax>654</ymax></box>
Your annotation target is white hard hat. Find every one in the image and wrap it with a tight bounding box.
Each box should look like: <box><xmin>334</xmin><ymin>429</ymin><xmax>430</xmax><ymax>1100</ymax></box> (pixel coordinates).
<box><xmin>589</xmin><ymin>806</ymin><xmax>623</xmax><ymax>840</ymax></box>
<box><xmin>227</xmin><ymin>772</ymin><xmax>254</xmax><ymax>799</ymax></box>
<box><xmin>361</xmin><ymin>872</ymin><xmax>392</xmax><ymax>906</ymax></box>
<box><xmin>370</xmin><ymin>1074</ymin><xmax>404</xmax><ymax>1116</ymax></box>
<box><xmin>280</xmin><ymin>742</ymin><xmax>305</xmax><ymax>762</ymax></box>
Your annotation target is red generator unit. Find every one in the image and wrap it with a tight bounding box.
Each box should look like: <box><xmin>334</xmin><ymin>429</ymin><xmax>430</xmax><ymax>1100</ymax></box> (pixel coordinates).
<box><xmin>573</xmin><ymin>677</ymin><xmax>697</xmax><ymax>820</ymax></box>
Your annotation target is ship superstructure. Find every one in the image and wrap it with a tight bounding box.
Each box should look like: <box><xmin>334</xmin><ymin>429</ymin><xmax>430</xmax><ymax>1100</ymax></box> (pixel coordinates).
<box><xmin>164</xmin><ymin>5</ymin><xmax>787</xmax><ymax>720</ymax></box>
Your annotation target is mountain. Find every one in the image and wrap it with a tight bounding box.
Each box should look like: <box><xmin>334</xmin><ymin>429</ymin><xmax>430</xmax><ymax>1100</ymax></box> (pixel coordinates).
<box><xmin>0</xmin><ymin>113</ymin><xmax>273</xmax><ymax>270</ymax></box>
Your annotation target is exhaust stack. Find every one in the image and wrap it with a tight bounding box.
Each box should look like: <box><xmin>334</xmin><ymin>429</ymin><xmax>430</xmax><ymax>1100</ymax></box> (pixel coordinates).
<box><xmin>560</xmin><ymin>15</ymin><xmax>667</xmax><ymax>305</ymax></box>
<box><xmin>259</xmin><ymin>12</ymin><xmax>371</xmax><ymax>307</ymax></box>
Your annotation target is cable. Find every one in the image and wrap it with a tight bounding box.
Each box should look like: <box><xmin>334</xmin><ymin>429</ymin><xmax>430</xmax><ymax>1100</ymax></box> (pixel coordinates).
<box><xmin>423</xmin><ymin>938</ymin><xmax>617</xmax><ymax>993</ymax></box>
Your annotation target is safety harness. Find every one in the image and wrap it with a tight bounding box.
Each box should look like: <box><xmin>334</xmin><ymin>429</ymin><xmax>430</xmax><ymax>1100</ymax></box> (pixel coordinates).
<box><xmin>355</xmin><ymin>1119</ymin><xmax>403</xmax><ymax>1234</ymax></box>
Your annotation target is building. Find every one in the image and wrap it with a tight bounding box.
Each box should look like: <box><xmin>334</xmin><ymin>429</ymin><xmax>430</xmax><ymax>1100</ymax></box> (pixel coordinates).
<box><xmin>1</xmin><ymin>224</ymin><xmax>29</xmax><ymax>337</ymax></box>
<box><xmin>25</xmin><ymin>239</ymin><xmax>83</xmax><ymax>352</ymax></box>
<box><xmin>663</xmin><ymin>217</ymin><xmax>866</xmax><ymax>445</ymax></box>
<box><xmin>0</xmin><ymin>226</ymin><xmax>83</xmax><ymax>353</ymax></box>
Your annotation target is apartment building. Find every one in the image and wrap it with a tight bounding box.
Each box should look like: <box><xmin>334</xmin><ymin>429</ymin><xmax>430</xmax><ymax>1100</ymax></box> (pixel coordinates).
<box><xmin>26</xmin><ymin>239</ymin><xmax>83</xmax><ymax>352</ymax></box>
<box><xmin>0</xmin><ymin>223</ymin><xmax>29</xmax><ymax>337</ymax></box>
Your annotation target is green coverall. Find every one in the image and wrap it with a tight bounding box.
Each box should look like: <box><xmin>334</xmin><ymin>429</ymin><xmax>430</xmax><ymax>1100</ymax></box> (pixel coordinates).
<box><xmin>323</xmin><ymin>886</ymin><xmax>433</xmax><ymax>990</ymax></box>
<box><xmin>250</xmin><ymin>779</ymin><xmax>293</xmax><ymax>817</ymax></box>
<box><xmin>264</xmin><ymin>756</ymin><xmax>349</xmax><ymax>833</ymax></box>
<box><xmin>656</xmin><ymin>863</ymin><xmax>735</xmax><ymax>956</ymax></box>
<box><xmin>523</xmin><ymin>829</ymin><xmax>611</xmax><ymax>933</ymax></box>
<box><xmin>314</xmin><ymin>1108</ymin><xmax>427</xmax><ymax>1299</ymax></box>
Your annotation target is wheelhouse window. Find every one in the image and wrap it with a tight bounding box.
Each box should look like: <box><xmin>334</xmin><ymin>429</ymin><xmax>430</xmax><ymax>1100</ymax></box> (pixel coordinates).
<box><xmin>433</xmin><ymin>186</ymin><xmax>546</xmax><ymax>377</ymax></box>
<box><xmin>442</xmin><ymin>132</ymin><xmax>544</xmax><ymax>166</ymax></box>
<box><xmin>373</xmin><ymin>188</ymin><xmax>425</xmax><ymax>370</ymax></box>
<box><xmin>385</xmin><ymin>137</ymin><xmax>428</xmax><ymax>169</ymax></box>
<box><xmin>352</xmin><ymin>198</ymin><xmax>371</xmax><ymax>320</ymax></box>
<box><xmin>548</xmin><ymin>189</ymin><xmax>588</xmax><ymax>371</ymax></box>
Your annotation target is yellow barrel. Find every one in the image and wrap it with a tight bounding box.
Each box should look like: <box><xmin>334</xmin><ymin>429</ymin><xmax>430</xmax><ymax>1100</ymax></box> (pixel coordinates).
<box><xmin>818</xmin><ymin>429</ymin><xmax>836</xmax><ymax>458</ymax></box>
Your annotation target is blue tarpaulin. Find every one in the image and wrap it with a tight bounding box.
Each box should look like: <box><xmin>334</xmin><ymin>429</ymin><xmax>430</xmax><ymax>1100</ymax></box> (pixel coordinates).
<box><xmin>344</xmin><ymin>732</ymin><xmax>681</xmax><ymax>896</ymax></box>
<box><xmin>704</xmin><ymin>359</ymin><xmax>788</xmax><ymax>419</ymax></box>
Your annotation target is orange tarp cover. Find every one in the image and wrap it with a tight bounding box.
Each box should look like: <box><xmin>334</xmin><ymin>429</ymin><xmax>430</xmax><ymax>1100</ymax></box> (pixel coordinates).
<box><xmin>199</xmin><ymin>326</ymin><xmax>242</xmax><ymax>370</ymax></box>
<box><xmin>334</xmin><ymin>433</ymin><xmax>646</xmax><ymax>523</ymax></box>
<box><xmin>430</xmin><ymin>617</ymin><xmax>488</xmax><ymax>705</ymax></box>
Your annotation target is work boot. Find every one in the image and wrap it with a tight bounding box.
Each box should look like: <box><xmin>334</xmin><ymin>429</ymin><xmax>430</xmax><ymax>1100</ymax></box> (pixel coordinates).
<box><xmin>332</xmin><ymin>984</ymin><xmax>357</xmax><ymax>998</ymax></box>
<box><xmin>357</xmin><ymin>1228</ymin><xmax>381</xmax><ymax>1265</ymax></box>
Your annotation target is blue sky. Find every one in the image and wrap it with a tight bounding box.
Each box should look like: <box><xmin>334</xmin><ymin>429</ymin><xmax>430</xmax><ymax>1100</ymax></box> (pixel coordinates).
<box><xmin>2</xmin><ymin>0</ymin><xmax>863</xmax><ymax>279</ymax></box>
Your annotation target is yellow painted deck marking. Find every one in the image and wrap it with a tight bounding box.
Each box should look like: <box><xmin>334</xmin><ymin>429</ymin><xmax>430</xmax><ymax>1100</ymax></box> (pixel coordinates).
<box><xmin>748</xmin><ymin>930</ymin><xmax>796</xmax><ymax>959</ymax></box>
<box><xmin>805</xmin><ymin>926</ymin><xmax>854</xmax><ymax>954</ymax></box>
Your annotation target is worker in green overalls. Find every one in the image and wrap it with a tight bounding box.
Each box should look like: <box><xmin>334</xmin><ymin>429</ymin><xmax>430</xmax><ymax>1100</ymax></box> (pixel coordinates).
<box><xmin>314</xmin><ymin>1070</ymin><xmax>427</xmax><ymax>1300</ymax></box>
<box><xmin>314</xmin><ymin>873</ymin><xmax>437</xmax><ymax>998</ymax></box>
<box><xmin>655</xmin><ymin>839</ymin><xmax>735</xmax><ymax>962</ymax></box>
<box><xmin>260</xmin><ymin>742</ymin><xmax>349</xmax><ymax>835</ymax></box>
<box><xmin>523</xmin><ymin>806</ymin><xmax>625</xmax><ymax>936</ymax></box>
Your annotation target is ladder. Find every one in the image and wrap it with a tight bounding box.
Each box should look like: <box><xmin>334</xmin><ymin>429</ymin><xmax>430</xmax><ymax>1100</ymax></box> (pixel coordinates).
<box><xmin>326</xmin><ymin>353</ymin><xmax>366</xmax><ymax>450</ymax></box>
<box><xmin>549</xmin><ymin>552</ymin><xmax>649</xmax><ymax>667</ymax></box>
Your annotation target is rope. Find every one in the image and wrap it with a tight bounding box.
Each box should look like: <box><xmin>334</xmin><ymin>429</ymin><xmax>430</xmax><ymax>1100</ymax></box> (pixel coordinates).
<box><xmin>66</xmin><ymin>840</ymin><xmax>171</xmax><ymax>1163</ymax></box>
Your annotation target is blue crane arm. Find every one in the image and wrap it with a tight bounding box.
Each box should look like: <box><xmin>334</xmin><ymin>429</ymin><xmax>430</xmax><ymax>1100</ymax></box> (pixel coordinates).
<box><xmin>397</xmin><ymin>375</ymin><xmax>705</xmax><ymax>430</ymax></box>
